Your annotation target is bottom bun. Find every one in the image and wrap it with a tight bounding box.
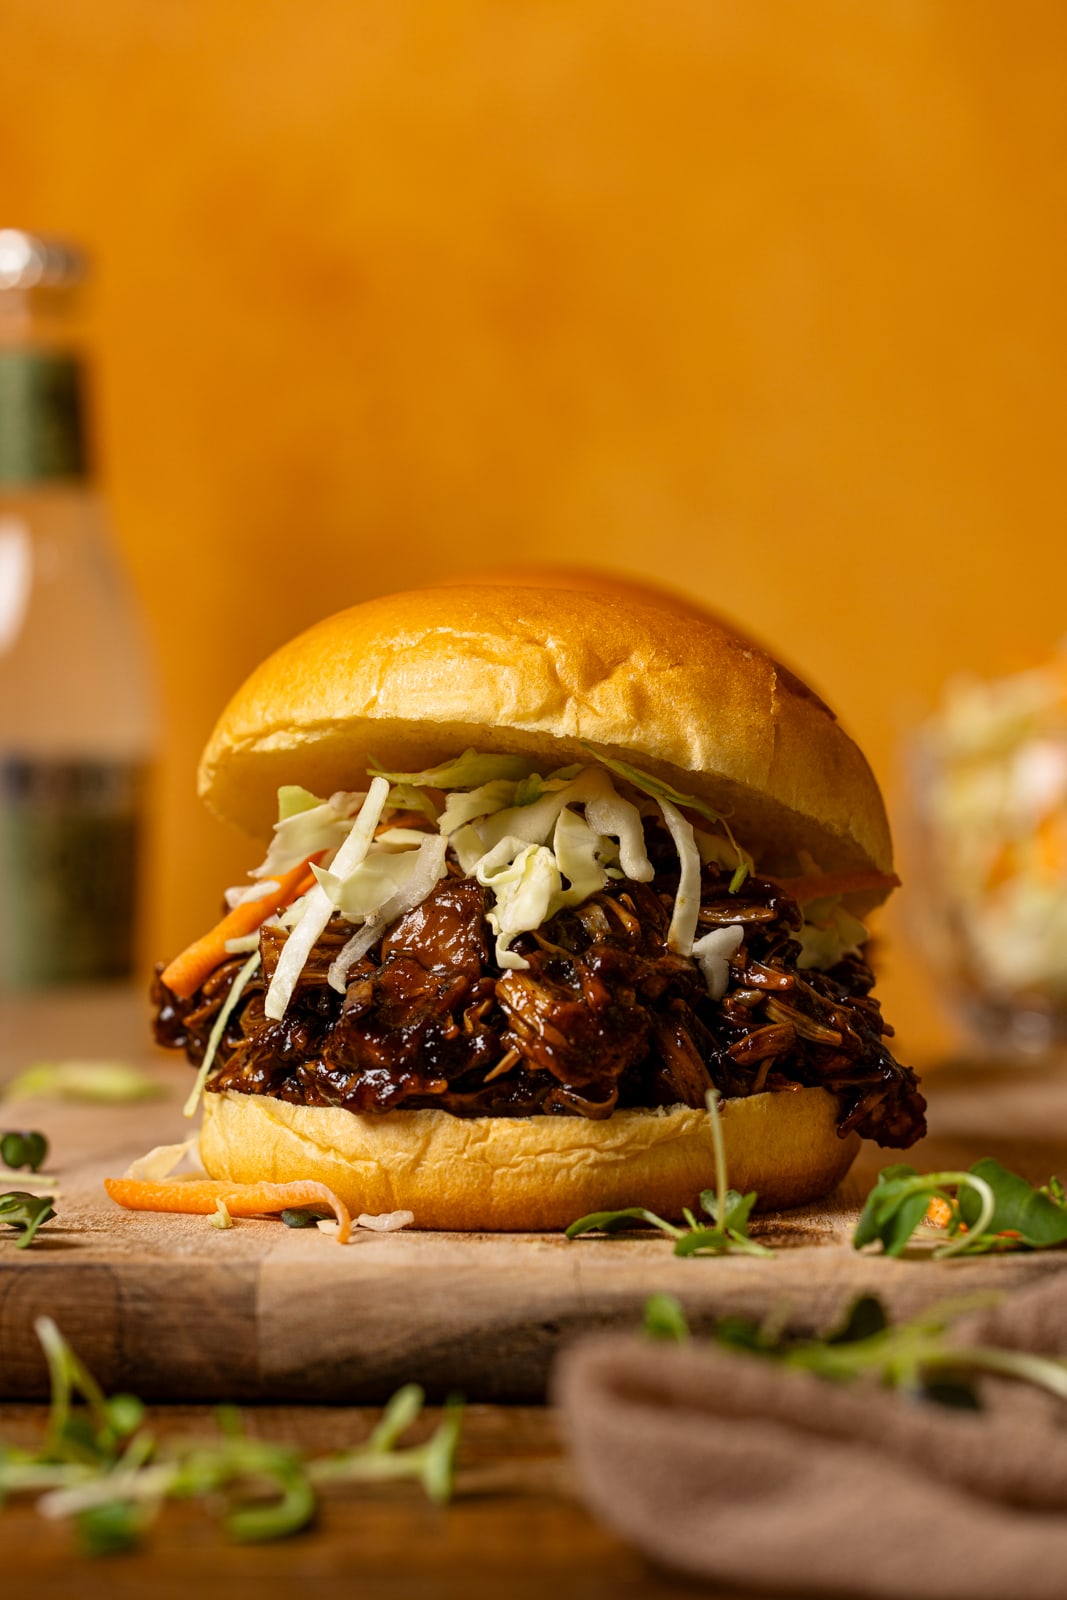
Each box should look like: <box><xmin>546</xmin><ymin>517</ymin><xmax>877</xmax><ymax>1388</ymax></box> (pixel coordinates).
<box><xmin>199</xmin><ymin>1087</ymin><xmax>859</xmax><ymax>1231</ymax></box>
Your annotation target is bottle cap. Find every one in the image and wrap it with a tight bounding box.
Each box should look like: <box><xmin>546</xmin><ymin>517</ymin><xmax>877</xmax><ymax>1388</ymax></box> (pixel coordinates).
<box><xmin>0</xmin><ymin>232</ymin><xmax>89</xmax><ymax>483</ymax></box>
<box><xmin>0</xmin><ymin>230</ymin><xmax>86</xmax><ymax>292</ymax></box>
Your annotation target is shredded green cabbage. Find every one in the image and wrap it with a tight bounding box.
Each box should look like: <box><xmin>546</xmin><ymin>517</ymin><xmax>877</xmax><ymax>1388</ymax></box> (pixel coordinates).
<box><xmin>450</xmin><ymin>823</ymin><xmax>490</xmax><ymax>876</ymax></box>
<box><xmin>580</xmin><ymin>744</ymin><xmax>754</xmax><ymax>889</ymax></box>
<box><xmin>583</xmin><ymin>782</ymin><xmax>654</xmax><ymax>882</ymax></box>
<box><xmin>478</xmin><ymin>844</ymin><xmax>562</xmax><ymax>969</ymax></box>
<box><xmin>263</xmin><ymin>778</ymin><xmax>390</xmax><ymax>1021</ymax></box>
<box><xmin>255</xmin><ymin>748</ymin><xmax>766</xmax><ymax>1016</ymax></box>
<box><xmin>470</xmin><ymin>809</ymin><xmax>613</xmax><ymax>967</ymax></box>
<box><xmin>438</xmin><ymin>779</ymin><xmax>521</xmax><ymax>837</ymax></box>
<box><xmin>124</xmin><ymin>1138</ymin><xmax>203</xmax><ymax>1182</ymax></box>
<box><xmin>277</xmin><ymin>785</ymin><xmax>323</xmax><ymax>822</ymax></box>
<box><xmin>553</xmin><ymin>807</ymin><xmax>609</xmax><ymax>906</ymax></box>
<box><xmin>314</xmin><ymin>834</ymin><xmax>447</xmax><ymax>921</ymax></box>
<box><xmin>657</xmin><ymin>797</ymin><xmax>701</xmax><ymax>955</ymax></box>
<box><xmin>696</xmin><ymin>829</ymin><xmax>739</xmax><ymax>871</ymax></box>
<box><xmin>797</xmin><ymin>898</ymin><xmax>869</xmax><ymax>971</ymax></box>
<box><xmin>326</xmin><ymin>835</ymin><xmax>449</xmax><ymax>991</ymax></box>
<box><xmin>375</xmin><ymin>827</ymin><xmax>434</xmax><ymax>850</ymax></box>
<box><xmin>369</xmin><ymin>750</ymin><xmax>537</xmax><ymax>788</ymax></box>
<box><xmin>252</xmin><ymin>791</ymin><xmax>365</xmax><ymax>883</ymax></box>
<box><xmin>474</xmin><ymin>768</ymin><xmax>605</xmax><ymax>855</ymax></box>
<box><xmin>692</xmin><ymin>926</ymin><xmax>744</xmax><ymax>999</ymax></box>
<box><xmin>514</xmin><ymin>766</ymin><xmax>583</xmax><ymax>806</ymax></box>
<box><xmin>385</xmin><ymin>782</ymin><xmax>440</xmax><ymax>822</ymax></box>
<box><xmin>580</xmin><ymin>745</ymin><xmax>725</xmax><ymax>824</ymax></box>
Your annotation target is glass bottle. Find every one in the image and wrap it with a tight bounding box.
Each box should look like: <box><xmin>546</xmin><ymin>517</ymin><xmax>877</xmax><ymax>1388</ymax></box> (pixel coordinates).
<box><xmin>0</xmin><ymin>229</ymin><xmax>154</xmax><ymax>998</ymax></box>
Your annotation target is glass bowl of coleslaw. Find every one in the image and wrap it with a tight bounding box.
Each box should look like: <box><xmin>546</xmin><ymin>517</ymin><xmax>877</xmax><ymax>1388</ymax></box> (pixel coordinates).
<box><xmin>908</xmin><ymin>648</ymin><xmax>1067</xmax><ymax>1056</ymax></box>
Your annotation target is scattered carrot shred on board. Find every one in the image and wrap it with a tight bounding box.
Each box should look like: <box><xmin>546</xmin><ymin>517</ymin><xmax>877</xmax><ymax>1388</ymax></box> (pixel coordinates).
<box><xmin>160</xmin><ymin>854</ymin><xmax>323</xmax><ymax>1000</ymax></box>
<box><xmin>103</xmin><ymin>1177</ymin><xmax>352</xmax><ymax>1243</ymax></box>
<box><xmin>923</xmin><ymin>1199</ymin><xmax>1023</xmax><ymax>1242</ymax></box>
<box><xmin>925</xmin><ymin>1196</ymin><xmax>955</xmax><ymax>1229</ymax></box>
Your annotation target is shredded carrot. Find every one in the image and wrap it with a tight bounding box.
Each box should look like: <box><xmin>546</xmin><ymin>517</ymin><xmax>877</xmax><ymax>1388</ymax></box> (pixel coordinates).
<box><xmin>160</xmin><ymin>855</ymin><xmax>322</xmax><ymax>1000</ymax></box>
<box><xmin>770</xmin><ymin>869</ymin><xmax>901</xmax><ymax>904</ymax></box>
<box><xmin>924</xmin><ymin>1197</ymin><xmax>1024</xmax><ymax>1242</ymax></box>
<box><xmin>103</xmin><ymin>1176</ymin><xmax>352</xmax><ymax>1243</ymax></box>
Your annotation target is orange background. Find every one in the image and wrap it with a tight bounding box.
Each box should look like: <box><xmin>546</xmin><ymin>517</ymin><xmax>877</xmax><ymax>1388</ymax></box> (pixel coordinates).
<box><xmin>4</xmin><ymin>1</ymin><xmax>1067</xmax><ymax>1061</ymax></box>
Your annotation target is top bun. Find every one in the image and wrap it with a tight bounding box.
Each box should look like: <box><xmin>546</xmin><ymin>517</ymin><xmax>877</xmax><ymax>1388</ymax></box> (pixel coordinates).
<box><xmin>430</xmin><ymin>562</ymin><xmax>728</xmax><ymax>624</ymax></box>
<box><xmin>199</xmin><ymin>583</ymin><xmax>892</xmax><ymax>904</ymax></box>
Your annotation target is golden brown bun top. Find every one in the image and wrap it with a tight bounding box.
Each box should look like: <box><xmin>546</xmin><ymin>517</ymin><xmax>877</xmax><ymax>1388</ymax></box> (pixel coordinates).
<box><xmin>199</xmin><ymin>583</ymin><xmax>892</xmax><ymax>899</ymax></box>
<box><xmin>431</xmin><ymin>563</ymin><xmax>726</xmax><ymax>624</ymax></box>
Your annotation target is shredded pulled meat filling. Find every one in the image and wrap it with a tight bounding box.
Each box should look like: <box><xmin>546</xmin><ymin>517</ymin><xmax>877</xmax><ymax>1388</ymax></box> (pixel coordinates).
<box><xmin>153</xmin><ymin>858</ymin><xmax>926</xmax><ymax>1147</ymax></box>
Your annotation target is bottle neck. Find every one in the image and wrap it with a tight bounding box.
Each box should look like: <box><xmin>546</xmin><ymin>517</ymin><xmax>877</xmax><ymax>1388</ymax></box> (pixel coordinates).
<box><xmin>0</xmin><ymin>348</ymin><xmax>88</xmax><ymax>486</ymax></box>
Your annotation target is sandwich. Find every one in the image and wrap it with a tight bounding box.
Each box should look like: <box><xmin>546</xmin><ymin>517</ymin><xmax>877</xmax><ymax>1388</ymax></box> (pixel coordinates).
<box><xmin>152</xmin><ymin>583</ymin><xmax>926</xmax><ymax>1229</ymax></box>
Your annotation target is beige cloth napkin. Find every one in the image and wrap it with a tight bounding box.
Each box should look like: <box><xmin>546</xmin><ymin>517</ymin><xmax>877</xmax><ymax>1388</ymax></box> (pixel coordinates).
<box><xmin>554</xmin><ymin>1272</ymin><xmax>1067</xmax><ymax>1600</ymax></box>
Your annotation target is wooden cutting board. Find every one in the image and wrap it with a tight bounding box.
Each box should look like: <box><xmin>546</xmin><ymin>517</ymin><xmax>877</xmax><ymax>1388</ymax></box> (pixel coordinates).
<box><xmin>3</xmin><ymin>1014</ymin><xmax>1067</xmax><ymax>1402</ymax></box>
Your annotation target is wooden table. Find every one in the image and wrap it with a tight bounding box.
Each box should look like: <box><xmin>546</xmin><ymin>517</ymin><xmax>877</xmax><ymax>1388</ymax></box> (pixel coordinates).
<box><xmin>2</xmin><ymin>1400</ymin><xmax>727</xmax><ymax>1600</ymax></box>
<box><xmin>4</xmin><ymin>991</ymin><xmax>1067</xmax><ymax>1596</ymax></box>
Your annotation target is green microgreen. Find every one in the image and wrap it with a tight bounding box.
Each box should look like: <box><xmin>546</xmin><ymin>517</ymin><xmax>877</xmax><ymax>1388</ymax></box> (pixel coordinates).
<box><xmin>566</xmin><ymin>1090</ymin><xmax>772</xmax><ymax>1257</ymax></box>
<box><xmin>78</xmin><ymin>1497</ymin><xmax>153</xmax><ymax>1554</ymax></box>
<box><xmin>202</xmin><ymin>1439</ymin><xmax>317</xmax><ymax>1543</ymax></box>
<box><xmin>1</xmin><ymin>1130</ymin><xmax>49</xmax><ymax>1172</ymax></box>
<box><xmin>566</xmin><ymin>1206</ymin><xmax>684</xmax><ymax>1242</ymax></box>
<box><xmin>639</xmin><ymin>1290</ymin><xmax>1067</xmax><ymax>1411</ymax></box>
<box><xmin>365</xmin><ymin>1384</ymin><xmax>425</xmax><ymax>1452</ymax></box>
<box><xmin>0</xmin><ymin>1319</ymin><xmax>464</xmax><ymax>1552</ymax></box>
<box><xmin>2</xmin><ymin>1061</ymin><xmax>160</xmax><ymax>1105</ymax></box>
<box><xmin>310</xmin><ymin>1391</ymin><xmax>465</xmax><ymax>1508</ymax></box>
<box><xmin>854</xmin><ymin>1158</ymin><xmax>1067</xmax><ymax>1259</ymax></box>
<box><xmin>0</xmin><ymin>1191</ymin><xmax>56</xmax><ymax>1249</ymax></box>
<box><xmin>728</xmin><ymin>858</ymin><xmax>751</xmax><ymax>894</ymax></box>
<box><xmin>643</xmin><ymin>1293</ymin><xmax>692</xmax><ymax>1342</ymax></box>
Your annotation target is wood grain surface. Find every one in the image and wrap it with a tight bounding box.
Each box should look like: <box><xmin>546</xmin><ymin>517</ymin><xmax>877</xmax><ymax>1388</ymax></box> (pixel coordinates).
<box><xmin>1</xmin><ymin>1400</ymin><xmax>728</xmax><ymax>1600</ymax></box>
<box><xmin>5</xmin><ymin>1022</ymin><xmax>1067</xmax><ymax>1403</ymax></box>
<box><xmin>5</xmin><ymin>1002</ymin><xmax>1067</xmax><ymax>1598</ymax></box>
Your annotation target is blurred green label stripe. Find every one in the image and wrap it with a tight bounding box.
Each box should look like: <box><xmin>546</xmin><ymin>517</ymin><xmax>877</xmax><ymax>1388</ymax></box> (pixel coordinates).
<box><xmin>0</xmin><ymin>351</ymin><xmax>86</xmax><ymax>484</ymax></box>
<box><xmin>0</xmin><ymin>758</ymin><xmax>143</xmax><ymax>987</ymax></box>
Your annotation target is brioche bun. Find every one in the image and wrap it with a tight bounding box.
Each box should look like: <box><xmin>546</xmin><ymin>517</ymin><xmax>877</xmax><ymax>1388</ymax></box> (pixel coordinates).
<box><xmin>193</xmin><ymin>582</ymin><xmax>892</xmax><ymax>1226</ymax></box>
<box><xmin>200</xmin><ymin>583</ymin><xmax>892</xmax><ymax>915</ymax></box>
<box><xmin>431</xmin><ymin>562</ymin><xmax>728</xmax><ymax>624</ymax></box>
<box><xmin>200</xmin><ymin>1085</ymin><xmax>860</xmax><ymax>1229</ymax></box>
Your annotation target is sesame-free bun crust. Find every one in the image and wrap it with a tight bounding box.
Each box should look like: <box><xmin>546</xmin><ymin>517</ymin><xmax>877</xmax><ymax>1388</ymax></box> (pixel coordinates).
<box><xmin>199</xmin><ymin>584</ymin><xmax>893</xmax><ymax>906</ymax></box>
<box><xmin>199</xmin><ymin>1086</ymin><xmax>859</xmax><ymax>1230</ymax></box>
<box><xmin>433</xmin><ymin>563</ymin><xmax>733</xmax><ymax>625</ymax></box>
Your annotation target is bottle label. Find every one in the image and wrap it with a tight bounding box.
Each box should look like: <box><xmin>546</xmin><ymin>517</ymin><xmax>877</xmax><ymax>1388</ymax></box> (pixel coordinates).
<box><xmin>0</xmin><ymin>758</ymin><xmax>144</xmax><ymax>987</ymax></box>
<box><xmin>0</xmin><ymin>351</ymin><xmax>87</xmax><ymax>485</ymax></box>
